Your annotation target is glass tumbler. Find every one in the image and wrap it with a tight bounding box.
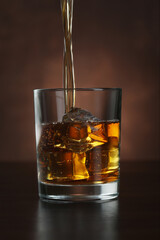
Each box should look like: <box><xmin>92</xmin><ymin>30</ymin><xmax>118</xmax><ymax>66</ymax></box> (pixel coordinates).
<box><xmin>34</xmin><ymin>88</ymin><xmax>122</xmax><ymax>202</ymax></box>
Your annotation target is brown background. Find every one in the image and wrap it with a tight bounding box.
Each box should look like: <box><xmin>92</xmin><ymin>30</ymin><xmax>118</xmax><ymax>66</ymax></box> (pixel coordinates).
<box><xmin>0</xmin><ymin>0</ymin><xmax>159</xmax><ymax>162</ymax></box>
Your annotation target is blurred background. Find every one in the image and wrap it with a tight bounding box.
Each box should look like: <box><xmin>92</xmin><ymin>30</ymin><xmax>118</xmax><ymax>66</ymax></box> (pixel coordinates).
<box><xmin>0</xmin><ymin>0</ymin><xmax>159</xmax><ymax>162</ymax></box>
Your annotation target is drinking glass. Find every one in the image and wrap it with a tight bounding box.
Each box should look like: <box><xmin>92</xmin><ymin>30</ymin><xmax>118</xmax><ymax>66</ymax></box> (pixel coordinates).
<box><xmin>34</xmin><ymin>88</ymin><xmax>122</xmax><ymax>202</ymax></box>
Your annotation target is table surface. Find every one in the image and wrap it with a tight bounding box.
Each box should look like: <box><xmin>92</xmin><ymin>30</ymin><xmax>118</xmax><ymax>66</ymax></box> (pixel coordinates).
<box><xmin>0</xmin><ymin>161</ymin><xmax>159</xmax><ymax>240</ymax></box>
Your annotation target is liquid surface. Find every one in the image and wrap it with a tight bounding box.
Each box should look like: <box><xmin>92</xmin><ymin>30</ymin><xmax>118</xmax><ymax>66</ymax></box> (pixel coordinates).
<box><xmin>37</xmin><ymin>120</ymin><xmax>120</xmax><ymax>184</ymax></box>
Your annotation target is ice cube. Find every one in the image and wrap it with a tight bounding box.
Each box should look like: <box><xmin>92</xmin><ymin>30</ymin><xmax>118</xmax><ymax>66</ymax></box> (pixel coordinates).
<box><xmin>89</xmin><ymin>122</ymin><xmax>108</xmax><ymax>143</ymax></box>
<box><xmin>73</xmin><ymin>152</ymin><xmax>89</xmax><ymax>180</ymax></box>
<box><xmin>86</xmin><ymin>143</ymin><xmax>109</xmax><ymax>175</ymax></box>
<box><xmin>64</xmin><ymin>122</ymin><xmax>108</xmax><ymax>152</ymax></box>
<box><xmin>38</xmin><ymin>150</ymin><xmax>73</xmax><ymax>181</ymax></box>
<box><xmin>67</xmin><ymin>123</ymin><xmax>88</xmax><ymax>140</ymax></box>
<box><xmin>107</xmin><ymin>121</ymin><xmax>119</xmax><ymax>139</ymax></box>
<box><xmin>62</xmin><ymin>107</ymin><xmax>100</xmax><ymax>122</ymax></box>
<box><xmin>108</xmin><ymin>137</ymin><xmax>119</xmax><ymax>148</ymax></box>
<box><xmin>62</xmin><ymin>108</ymin><xmax>105</xmax><ymax>152</ymax></box>
<box><xmin>38</xmin><ymin>123</ymin><xmax>67</xmax><ymax>152</ymax></box>
<box><xmin>64</xmin><ymin>122</ymin><xmax>91</xmax><ymax>152</ymax></box>
<box><xmin>108</xmin><ymin>148</ymin><xmax>119</xmax><ymax>170</ymax></box>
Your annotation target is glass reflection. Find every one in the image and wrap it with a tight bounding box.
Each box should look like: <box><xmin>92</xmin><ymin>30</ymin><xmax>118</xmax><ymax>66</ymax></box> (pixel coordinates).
<box><xmin>35</xmin><ymin>200</ymin><xmax>119</xmax><ymax>240</ymax></box>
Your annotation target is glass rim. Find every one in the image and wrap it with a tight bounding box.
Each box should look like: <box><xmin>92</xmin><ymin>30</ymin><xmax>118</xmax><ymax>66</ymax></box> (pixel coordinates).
<box><xmin>33</xmin><ymin>87</ymin><xmax>122</xmax><ymax>93</ymax></box>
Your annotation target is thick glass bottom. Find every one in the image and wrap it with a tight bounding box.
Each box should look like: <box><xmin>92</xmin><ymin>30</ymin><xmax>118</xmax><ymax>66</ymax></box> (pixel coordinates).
<box><xmin>39</xmin><ymin>181</ymin><xmax>119</xmax><ymax>202</ymax></box>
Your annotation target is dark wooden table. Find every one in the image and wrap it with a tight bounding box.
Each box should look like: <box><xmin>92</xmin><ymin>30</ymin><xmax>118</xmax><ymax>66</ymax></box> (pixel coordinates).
<box><xmin>0</xmin><ymin>161</ymin><xmax>159</xmax><ymax>240</ymax></box>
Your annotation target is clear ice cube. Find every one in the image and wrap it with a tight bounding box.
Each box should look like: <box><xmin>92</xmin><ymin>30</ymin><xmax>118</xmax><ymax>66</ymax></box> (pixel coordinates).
<box><xmin>73</xmin><ymin>152</ymin><xmax>89</xmax><ymax>180</ymax></box>
<box><xmin>62</xmin><ymin>107</ymin><xmax>100</xmax><ymax>122</ymax></box>
<box><xmin>89</xmin><ymin>123</ymin><xmax>108</xmax><ymax>143</ymax></box>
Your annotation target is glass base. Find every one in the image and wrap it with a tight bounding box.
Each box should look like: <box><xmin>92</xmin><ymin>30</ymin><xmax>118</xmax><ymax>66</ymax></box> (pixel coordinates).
<box><xmin>39</xmin><ymin>181</ymin><xmax>119</xmax><ymax>202</ymax></box>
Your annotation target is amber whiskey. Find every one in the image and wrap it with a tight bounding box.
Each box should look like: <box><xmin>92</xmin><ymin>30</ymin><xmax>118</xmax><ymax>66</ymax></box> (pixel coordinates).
<box><xmin>37</xmin><ymin>119</ymin><xmax>120</xmax><ymax>185</ymax></box>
